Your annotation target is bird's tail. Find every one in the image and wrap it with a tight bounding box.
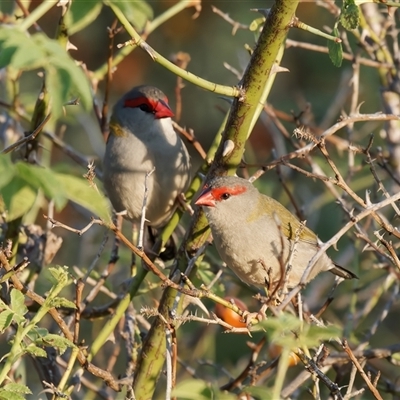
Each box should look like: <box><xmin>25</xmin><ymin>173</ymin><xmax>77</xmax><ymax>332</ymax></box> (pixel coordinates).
<box><xmin>330</xmin><ymin>264</ymin><xmax>358</xmax><ymax>279</ymax></box>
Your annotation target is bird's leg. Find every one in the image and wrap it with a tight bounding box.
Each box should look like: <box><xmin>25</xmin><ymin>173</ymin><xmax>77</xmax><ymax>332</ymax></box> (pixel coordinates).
<box><xmin>242</xmin><ymin>303</ymin><xmax>268</xmax><ymax>327</ymax></box>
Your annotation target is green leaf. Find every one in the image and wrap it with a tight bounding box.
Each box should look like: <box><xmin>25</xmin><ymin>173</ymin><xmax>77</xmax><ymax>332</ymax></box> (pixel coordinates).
<box><xmin>0</xmin><ymin>386</ymin><xmax>30</xmax><ymax>400</ymax></box>
<box><xmin>0</xmin><ymin>29</ymin><xmax>41</xmax><ymax>70</ymax></box>
<box><xmin>25</xmin><ymin>344</ymin><xmax>47</xmax><ymax>358</ymax></box>
<box><xmin>340</xmin><ymin>0</ymin><xmax>360</xmax><ymax>30</ymax></box>
<box><xmin>0</xmin><ymin>154</ymin><xmax>15</xmax><ymax>189</ymax></box>
<box><xmin>0</xmin><ymin>392</ymin><xmax>25</xmax><ymax>400</ymax></box>
<box><xmin>243</xmin><ymin>386</ymin><xmax>275</xmax><ymax>400</ymax></box>
<box><xmin>27</xmin><ymin>327</ymin><xmax>49</xmax><ymax>341</ymax></box>
<box><xmin>328</xmin><ymin>27</ymin><xmax>343</xmax><ymax>67</ymax></box>
<box><xmin>37</xmin><ymin>333</ymin><xmax>75</xmax><ymax>355</ymax></box>
<box><xmin>67</xmin><ymin>0</ymin><xmax>103</xmax><ymax>35</ymax></box>
<box><xmin>48</xmin><ymin>265</ymin><xmax>70</xmax><ymax>287</ymax></box>
<box><xmin>172</xmin><ymin>379</ymin><xmax>236</xmax><ymax>400</ymax></box>
<box><xmin>260</xmin><ymin>313</ymin><xmax>341</xmax><ymax>350</ymax></box>
<box><xmin>55</xmin><ymin>173</ymin><xmax>111</xmax><ymax>221</ymax></box>
<box><xmin>106</xmin><ymin>0</ymin><xmax>153</xmax><ymax>31</ymax></box>
<box><xmin>15</xmin><ymin>162</ymin><xmax>68</xmax><ymax>210</ymax></box>
<box><xmin>2</xmin><ymin>383</ymin><xmax>31</xmax><ymax>395</ymax></box>
<box><xmin>33</xmin><ymin>33</ymin><xmax>92</xmax><ymax>112</ymax></box>
<box><xmin>10</xmin><ymin>289</ymin><xmax>27</xmax><ymax>317</ymax></box>
<box><xmin>0</xmin><ymin>311</ymin><xmax>14</xmax><ymax>333</ymax></box>
<box><xmin>1</xmin><ymin>176</ymin><xmax>36</xmax><ymax>220</ymax></box>
<box><xmin>0</xmin><ymin>44</ymin><xmax>18</xmax><ymax>68</ymax></box>
<box><xmin>0</xmin><ymin>27</ymin><xmax>92</xmax><ymax>119</ymax></box>
<box><xmin>48</xmin><ymin>297</ymin><xmax>76</xmax><ymax>309</ymax></box>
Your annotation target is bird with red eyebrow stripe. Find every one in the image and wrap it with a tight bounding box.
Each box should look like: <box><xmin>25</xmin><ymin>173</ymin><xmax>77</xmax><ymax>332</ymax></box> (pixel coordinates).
<box><xmin>195</xmin><ymin>176</ymin><xmax>357</xmax><ymax>291</ymax></box>
<box><xmin>103</xmin><ymin>85</ymin><xmax>190</xmax><ymax>257</ymax></box>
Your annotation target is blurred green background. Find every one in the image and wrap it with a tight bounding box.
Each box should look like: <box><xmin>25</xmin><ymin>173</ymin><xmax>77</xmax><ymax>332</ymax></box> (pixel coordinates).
<box><xmin>0</xmin><ymin>1</ymin><xmax>398</xmax><ymax>399</ymax></box>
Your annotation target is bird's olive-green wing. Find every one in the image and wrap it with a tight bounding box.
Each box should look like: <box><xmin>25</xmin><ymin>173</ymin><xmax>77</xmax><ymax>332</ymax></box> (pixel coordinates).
<box><xmin>251</xmin><ymin>195</ymin><xmax>319</xmax><ymax>245</ymax></box>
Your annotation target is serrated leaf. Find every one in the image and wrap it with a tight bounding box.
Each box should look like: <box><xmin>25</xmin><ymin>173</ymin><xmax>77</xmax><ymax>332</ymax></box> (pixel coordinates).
<box><xmin>48</xmin><ymin>297</ymin><xmax>76</xmax><ymax>309</ymax></box>
<box><xmin>38</xmin><ymin>333</ymin><xmax>75</xmax><ymax>355</ymax></box>
<box><xmin>67</xmin><ymin>0</ymin><xmax>103</xmax><ymax>35</ymax></box>
<box><xmin>2</xmin><ymin>383</ymin><xmax>31</xmax><ymax>395</ymax></box>
<box><xmin>55</xmin><ymin>172</ymin><xmax>111</xmax><ymax>221</ymax></box>
<box><xmin>15</xmin><ymin>162</ymin><xmax>68</xmax><ymax>210</ymax></box>
<box><xmin>25</xmin><ymin>344</ymin><xmax>47</xmax><ymax>358</ymax></box>
<box><xmin>106</xmin><ymin>0</ymin><xmax>153</xmax><ymax>31</ymax></box>
<box><xmin>296</xmin><ymin>324</ymin><xmax>341</xmax><ymax>348</ymax></box>
<box><xmin>0</xmin><ymin>389</ymin><xmax>27</xmax><ymax>400</ymax></box>
<box><xmin>1</xmin><ymin>176</ymin><xmax>36</xmax><ymax>220</ymax></box>
<box><xmin>328</xmin><ymin>27</ymin><xmax>343</xmax><ymax>67</ymax></box>
<box><xmin>260</xmin><ymin>313</ymin><xmax>341</xmax><ymax>349</ymax></box>
<box><xmin>340</xmin><ymin>0</ymin><xmax>360</xmax><ymax>30</ymax></box>
<box><xmin>48</xmin><ymin>265</ymin><xmax>70</xmax><ymax>286</ymax></box>
<box><xmin>260</xmin><ymin>313</ymin><xmax>302</xmax><ymax>342</ymax></box>
<box><xmin>10</xmin><ymin>289</ymin><xmax>27</xmax><ymax>316</ymax></box>
<box><xmin>0</xmin><ymin>311</ymin><xmax>14</xmax><ymax>333</ymax></box>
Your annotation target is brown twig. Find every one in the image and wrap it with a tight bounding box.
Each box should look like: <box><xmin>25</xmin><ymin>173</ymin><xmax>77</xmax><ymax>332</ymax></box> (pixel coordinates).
<box><xmin>172</xmin><ymin>121</ymin><xmax>207</xmax><ymax>159</ymax></box>
<box><xmin>101</xmin><ymin>20</ymin><xmax>121</xmax><ymax>142</ymax></box>
<box><xmin>278</xmin><ymin>189</ymin><xmax>400</xmax><ymax>311</ymax></box>
<box><xmin>211</xmin><ymin>6</ymin><xmax>249</xmax><ymax>35</ymax></box>
<box><xmin>1</xmin><ymin>113</ymin><xmax>51</xmax><ymax>154</ymax></box>
<box><xmin>74</xmin><ymin>279</ymin><xmax>84</xmax><ymax>344</ymax></box>
<box><xmin>342</xmin><ymin>339</ymin><xmax>384</xmax><ymax>400</ymax></box>
<box><xmin>286</xmin><ymin>39</ymin><xmax>394</xmax><ymax>69</ymax></box>
<box><xmin>15</xmin><ymin>0</ymin><xmax>42</xmax><ymax>31</ymax></box>
<box><xmin>44</xmin><ymin>216</ymin><xmax>204</xmax><ymax>298</ymax></box>
<box><xmin>220</xmin><ymin>336</ymin><xmax>267</xmax><ymax>391</ymax></box>
<box><xmin>171</xmin><ymin>52</ymin><xmax>191</xmax><ymax>122</ymax></box>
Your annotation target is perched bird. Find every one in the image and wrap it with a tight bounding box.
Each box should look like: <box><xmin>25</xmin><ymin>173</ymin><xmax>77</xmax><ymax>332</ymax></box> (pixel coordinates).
<box><xmin>103</xmin><ymin>85</ymin><xmax>190</xmax><ymax>254</ymax></box>
<box><xmin>195</xmin><ymin>176</ymin><xmax>356</xmax><ymax>290</ymax></box>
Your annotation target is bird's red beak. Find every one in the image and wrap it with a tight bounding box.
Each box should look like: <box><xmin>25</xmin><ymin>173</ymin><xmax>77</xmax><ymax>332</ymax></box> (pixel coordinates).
<box><xmin>195</xmin><ymin>187</ymin><xmax>215</xmax><ymax>207</ymax></box>
<box><xmin>154</xmin><ymin>99</ymin><xmax>174</xmax><ymax>119</ymax></box>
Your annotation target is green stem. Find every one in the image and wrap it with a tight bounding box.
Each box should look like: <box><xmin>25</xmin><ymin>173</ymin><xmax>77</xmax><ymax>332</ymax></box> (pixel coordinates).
<box><xmin>88</xmin><ymin>266</ymin><xmax>148</xmax><ymax>360</ymax></box>
<box><xmin>132</xmin><ymin>1</ymin><xmax>299</xmax><ymax>398</ymax></box>
<box><xmin>145</xmin><ymin>0</ymin><xmax>194</xmax><ymax>33</ymax></box>
<box><xmin>17</xmin><ymin>1</ymin><xmax>56</xmax><ymax>31</ymax></box>
<box><xmin>0</xmin><ymin>325</ymin><xmax>24</xmax><ymax>384</ymax></box>
<box><xmin>105</xmin><ymin>1</ymin><xmax>240</xmax><ymax>97</ymax></box>
<box><xmin>94</xmin><ymin>0</ymin><xmax>193</xmax><ymax>80</ymax></box>
<box><xmin>273</xmin><ymin>347</ymin><xmax>291</xmax><ymax>398</ymax></box>
<box><xmin>295</xmin><ymin>19</ymin><xmax>342</xmax><ymax>42</ymax></box>
<box><xmin>56</xmin><ymin>345</ymin><xmax>79</xmax><ymax>398</ymax></box>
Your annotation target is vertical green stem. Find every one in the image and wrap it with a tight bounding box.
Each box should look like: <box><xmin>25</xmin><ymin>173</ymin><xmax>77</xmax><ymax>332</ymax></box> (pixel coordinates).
<box><xmin>132</xmin><ymin>1</ymin><xmax>299</xmax><ymax>399</ymax></box>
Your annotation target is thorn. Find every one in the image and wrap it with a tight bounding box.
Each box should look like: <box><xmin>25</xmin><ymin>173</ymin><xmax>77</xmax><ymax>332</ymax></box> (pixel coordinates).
<box><xmin>222</xmin><ymin>139</ymin><xmax>235</xmax><ymax>157</ymax></box>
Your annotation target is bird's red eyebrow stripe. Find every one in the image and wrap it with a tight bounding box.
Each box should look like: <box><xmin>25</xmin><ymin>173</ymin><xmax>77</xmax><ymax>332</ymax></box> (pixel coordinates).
<box><xmin>124</xmin><ymin>97</ymin><xmax>156</xmax><ymax>109</ymax></box>
<box><xmin>212</xmin><ymin>185</ymin><xmax>247</xmax><ymax>198</ymax></box>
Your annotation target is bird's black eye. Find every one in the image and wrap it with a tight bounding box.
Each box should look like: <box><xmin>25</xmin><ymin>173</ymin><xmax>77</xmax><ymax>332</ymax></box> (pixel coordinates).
<box><xmin>221</xmin><ymin>193</ymin><xmax>231</xmax><ymax>200</ymax></box>
<box><xmin>139</xmin><ymin>103</ymin><xmax>152</xmax><ymax>112</ymax></box>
